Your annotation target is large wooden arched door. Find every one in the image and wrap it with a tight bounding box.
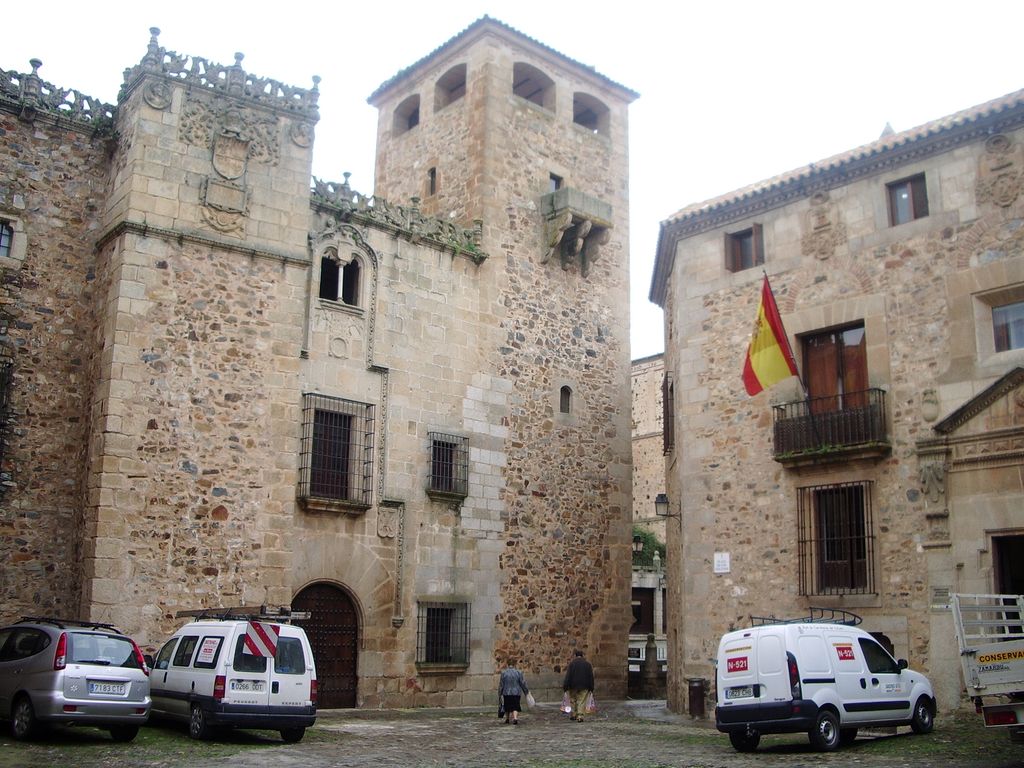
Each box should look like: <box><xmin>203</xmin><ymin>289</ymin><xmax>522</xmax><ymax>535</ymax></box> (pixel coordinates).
<box><xmin>292</xmin><ymin>583</ymin><xmax>359</xmax><ymax>708</ymax></box>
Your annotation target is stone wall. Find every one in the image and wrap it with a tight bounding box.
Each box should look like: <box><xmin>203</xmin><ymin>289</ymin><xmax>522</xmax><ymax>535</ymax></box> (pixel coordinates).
<box><xmin>0</xmin><ymin>100</ymin><xmax>109</xmax><ymax>618</ymax></box>
<box><xmin>631</xmin><ymin>354</ymin><xmax>666</xmax><ymax>541</ymax></box>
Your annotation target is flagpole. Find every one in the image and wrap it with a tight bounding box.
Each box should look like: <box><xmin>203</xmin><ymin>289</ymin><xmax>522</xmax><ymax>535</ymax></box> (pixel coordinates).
<box><xmin>761</xmin><ymin>271</ymin><xmax>823</xmax><ymax>449</ymax></box>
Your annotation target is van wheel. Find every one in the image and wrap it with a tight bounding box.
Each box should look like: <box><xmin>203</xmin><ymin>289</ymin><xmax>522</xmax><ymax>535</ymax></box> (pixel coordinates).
<box><xmin>189</xmin><ymin>703</ymin><xmax>212</xmax><ymax>740</ymax></box>
<box><xmin>910</xmin><ymin>696</ymin><xmax>935</xmax><ymax>734</ymax></box>
<box><xmin>839</xmin><ymin>728</ymin><xmax>858</xmax><ymax>745</ymax></box>
<box><xmin>809</xmin><ymin>709</ymin><xmax>841</xmax><ymax>751</ymax></box>
<box><xmin>109</xmin><ymin>725</ymin><xmax>139</xmax><ymax>742</ymax></box>
<box><xmin>280</xmin><ymin>727</ymin><xmax>305</xmax><ymax>743</ymax></box>
<box><xmin>10</xmin><ymin>696</ymin><xmax>37</xmax><ymax>741</ymax></box>
<box><xmin>728</xmin><ymin>730</ymin><xmax>760</xmax><ymax>752</ymax></box>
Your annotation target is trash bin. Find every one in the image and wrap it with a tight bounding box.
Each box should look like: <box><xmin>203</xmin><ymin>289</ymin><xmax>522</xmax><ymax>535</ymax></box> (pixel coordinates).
<box><xmin>687</xmin><ymin>677</ymin><xmax>706</xmax><ymax>719</ymax></box>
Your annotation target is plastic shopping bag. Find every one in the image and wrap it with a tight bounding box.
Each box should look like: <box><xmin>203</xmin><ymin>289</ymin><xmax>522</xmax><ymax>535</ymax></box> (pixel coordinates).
<box><xmin>585</xmin><ymin>692</ymin><xmax>597</xmax><ymax>714</ymax></box>
<box><xmin>560</xmin><ymin>692</ymin><xmax>572</xmax><ymax>714</ymax></box>
<box><xmin>526</xmin><ymin>692</ymin><xmax>536</xmax><ymax>708</ymax></box>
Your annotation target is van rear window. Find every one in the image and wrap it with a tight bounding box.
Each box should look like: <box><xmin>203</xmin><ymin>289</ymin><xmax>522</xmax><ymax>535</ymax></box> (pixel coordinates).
<box><xmin>275</xmin><ymin>637</ymin><xmax>306</xmax><ymax>675</ymax></box>
<box><xmin>233</xmin><ymin>636</ymin><xmax>268</xmax><ymax>673</ymax></box>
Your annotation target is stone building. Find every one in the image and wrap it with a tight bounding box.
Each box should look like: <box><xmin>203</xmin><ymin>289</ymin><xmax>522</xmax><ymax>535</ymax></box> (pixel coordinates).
<box><xmin>629</xmin><ymin>353</ymin><xmax>667</xmax><ymax>684</ymax></box>
<box><xmin>0</xmin><ymin>17</ymin><xmax>636</xmax><ymax>708</ymax></box>
<box><xmin>650</xmin><ymin>89</ymin><xmax>1024</xmax><ymax>714</ymax></box>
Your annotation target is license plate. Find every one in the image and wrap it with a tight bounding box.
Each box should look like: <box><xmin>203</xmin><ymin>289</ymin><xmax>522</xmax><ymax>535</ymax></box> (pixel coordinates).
<box><xmin>88</xmin><ymin>681</ymin><xmax>126</xmax><ymax>695</ymax></box>
<box><xmin>230</xmin><ymin>679</ymin><xmax>266</xmax><ymax>692</ymax></box>
<box><xmin>726</xmin><ymin>686</ymin><xmax>753</xmax><ymax>700</ymax></box>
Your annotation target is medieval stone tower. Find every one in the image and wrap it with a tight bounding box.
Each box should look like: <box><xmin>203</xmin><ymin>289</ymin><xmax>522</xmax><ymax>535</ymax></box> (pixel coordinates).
<box><xmin>367</xmin><ymin>17</ymin><xmax>638</xmax><ymax>693</ymax></box>
<box><xmin>0</xmin><ymin>18</ymin><xmax>635</xmax><ymax>707</ymax></box>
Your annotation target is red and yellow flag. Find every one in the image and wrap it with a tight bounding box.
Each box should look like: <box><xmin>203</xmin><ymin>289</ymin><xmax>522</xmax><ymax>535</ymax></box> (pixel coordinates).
<box><xmin>742</xmin><ymin>276</ymin><xmax>798</xmax><ymax>395</ymax></box>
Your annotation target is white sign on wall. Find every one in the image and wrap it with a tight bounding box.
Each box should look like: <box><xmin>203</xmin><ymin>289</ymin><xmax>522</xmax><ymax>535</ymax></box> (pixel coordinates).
<box><xmin>714</xmin><ymin>552</ymin><xmax>731</xmax><ymax>574</ymax></box>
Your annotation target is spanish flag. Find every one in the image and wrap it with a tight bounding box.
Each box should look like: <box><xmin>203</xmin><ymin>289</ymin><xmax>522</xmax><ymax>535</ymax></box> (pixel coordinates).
<box><xmin>742</xmin><ymin>276</ymin><xmax>798</xmax><ymax>396</ymax></box>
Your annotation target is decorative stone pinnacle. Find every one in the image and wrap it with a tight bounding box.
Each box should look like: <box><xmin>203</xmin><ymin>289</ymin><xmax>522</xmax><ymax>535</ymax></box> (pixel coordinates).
<box><xmin>312</xmin><ymin>75</ymin><xmax>321</xmax><ymax>91</ymax></box>
<box><xmin>29</xmin><ymin>59</ymin><xmax>42</xmax><ymax>73</ymax></box>
<box><xmin>234</xmin><ymin>53</ymin><xmax>245</xmax><ymax>67</ymax></box>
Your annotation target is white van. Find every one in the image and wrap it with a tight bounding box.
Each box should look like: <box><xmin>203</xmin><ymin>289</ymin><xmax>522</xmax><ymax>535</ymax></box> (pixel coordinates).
<box><xmin>715</xmin><ymin>610</ymin><xmax>936</xmax><ymax>752</ymax></box>
<box><xmin>149</xmin><ymin>608</ymin><xmax>316</xmax><ymax>742</ymax></box>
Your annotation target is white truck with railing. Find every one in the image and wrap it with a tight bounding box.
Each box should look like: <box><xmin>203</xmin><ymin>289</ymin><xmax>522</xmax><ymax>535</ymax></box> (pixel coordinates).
<box><xmin>951</xmin><ymin>593</ymin><xmax>1024</xmax><ymax>736</ymax></box>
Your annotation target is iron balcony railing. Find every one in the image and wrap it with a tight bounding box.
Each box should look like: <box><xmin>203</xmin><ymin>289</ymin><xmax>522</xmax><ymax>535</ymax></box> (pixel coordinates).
<box><xmin>772</xmin><ymin>387</ymin><xmax>888</xmax><ymax>460</ymax></box>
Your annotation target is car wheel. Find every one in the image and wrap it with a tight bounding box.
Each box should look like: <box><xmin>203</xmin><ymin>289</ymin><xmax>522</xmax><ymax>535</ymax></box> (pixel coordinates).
<box><xmin>808</xmin><ymin>709</ymin><xmax>841</xmax><ymax>751</ymax></box>
<box><xmin>109</xmin><ymin>725</ymin><xmax>139</xmax><ymax>742</ymax></box>
<box><xmin>280</xmin><ymin>727</ymin><xmax>305</xmax><ymax>743</ymax></box>
<box><xmin>189</xmin><ymin>703</ymin><xmax>212</xmax><ymax>740</ymax></box>
<box><xmin>910</xmin><ymin>696</ymin><xmax>935</xmax><ymax>734</ymax></box>
<box><xmin>728</xmin><ymin>729</ymin><xmax>760</xmax><ymax>752</ymax></box>
<box><xmin>840</xmin><ymin>727</ymin><xmax>858</xmax><ymax>745</ymax></box>
<box><xmin>10</xmin><ymin>696</ymin><xmax>37</xmax><ymax>741</ymax></box>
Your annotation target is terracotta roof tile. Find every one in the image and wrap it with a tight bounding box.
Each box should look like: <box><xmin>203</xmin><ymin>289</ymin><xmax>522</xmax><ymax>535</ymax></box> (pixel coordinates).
<box><xmin>664</xmin><ymin>86</ymin><xmax>1024</xmax><ymax>225</ymax></box>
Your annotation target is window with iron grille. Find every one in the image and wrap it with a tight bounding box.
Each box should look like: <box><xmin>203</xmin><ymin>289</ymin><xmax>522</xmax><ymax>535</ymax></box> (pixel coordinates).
<box><xmin>416</xmin><ymin>601</ymin><xmax>470</xmax><ymax>667</ymax></box>
<box><xmin>298</xmin><ymin>393</ymin><xmax>374</xmax><ymax>509</ymax></box>
<box><xmin>798</xmin><ymin>480</ymin><xmax>875</xmax><ymax>595</ymax></box>
<box><xmin>661</xmin><ymin>373</ymin><xmax>675</xmax><ymax>455</ymax></box>
<box><xmin>427</xmin><ymin>432</ymin><xmax>468</xmax><ymax>499</ymax></box>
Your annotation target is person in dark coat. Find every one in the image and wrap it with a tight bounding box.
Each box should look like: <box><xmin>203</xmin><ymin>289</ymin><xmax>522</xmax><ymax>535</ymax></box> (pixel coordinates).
<box><xmin>562</xmin><ymin>649</ymin><xmax>594</xmax><ymax>722</ymax></box>
<box><xmin>498</xmin><ymin>658</ymin><xmax>529</xmax><ymax>724</ymax></box>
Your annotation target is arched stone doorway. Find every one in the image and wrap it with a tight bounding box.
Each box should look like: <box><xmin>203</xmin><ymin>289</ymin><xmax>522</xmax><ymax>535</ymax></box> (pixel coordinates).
<box><xmin>292</xmin><ymin>582</ymin><xmax>359</xmax><ymax>708</ymax></box>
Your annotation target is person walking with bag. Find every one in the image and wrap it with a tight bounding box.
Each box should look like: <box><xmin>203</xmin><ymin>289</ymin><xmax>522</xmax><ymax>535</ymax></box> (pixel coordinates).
<box><xmin>562</xmin><ymin>648</ymin><xmax>594</xmax><ymax>723</ymax></box>
<box><xmin>498</xmin><ymin>658</ymin><xmax>530</xmax><ymax>725</ymax></box>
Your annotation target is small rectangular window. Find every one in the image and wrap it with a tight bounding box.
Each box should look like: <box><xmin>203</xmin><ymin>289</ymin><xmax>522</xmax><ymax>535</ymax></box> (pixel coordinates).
<box><xmin>725</xmin><ymin>223</ymin><xmax>764</xmax><ymax>272</ymax></box>
<box><xmin>887</xmin><ymin>174</ymin><xmax>928</xmax><ymax>226</ymax></box>
<box><xmin>0</xmin><ymin>222</ymin><xmax>12</xmax><ymax>259</ymax></box>
<box><xmin>993</xmin><ymin>300</ymin><xmax>1024</xmax><ymax>352</ymax></box>
<box><xmin>427</xmin><ymin>167</ymin><xmax>437</xmax><ymax>197</ymax></box>
<box><xmin>416</xmin><ymin>601</ymin><xmax>470</xmax><ymax>666</ymax></box>
<box><xmin>549</xmin><ymin>173</ymin><xmax>563</xmax><ymax>193</ymax></box>
<box><xmin>661</xmin><ymin>373</ymin><xmax>675</xmax><ymax>455</ymax></box>
<box><xmin>428</xmin><ymin>432</ymin><xmax>468</xmax><ymax>498</ymax></box>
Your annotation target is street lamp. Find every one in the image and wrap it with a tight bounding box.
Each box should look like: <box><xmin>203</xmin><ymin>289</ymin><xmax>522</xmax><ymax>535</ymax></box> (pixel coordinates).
<box><xmin>632</xmin><ymin>534</ymin><xmax>644</xmax><ymax>554</ymax></box>
<box><xmin>654</xmin><ymin>493</ymin><xmax>678</xmax><ymax>518</ymax></box>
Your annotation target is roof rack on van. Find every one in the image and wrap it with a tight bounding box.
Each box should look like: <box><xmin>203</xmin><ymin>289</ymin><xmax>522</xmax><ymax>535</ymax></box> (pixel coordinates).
<box><xmin>749</xmin><ymin>607</ymin><xmax>862</xmax><ymax>626</ymax></box>
<box><xmin>174</xmin><ymin>605</ymin><xmax>311</xmax><ymax>623</ymax></box>
<box><xmin>18</xmin><ymin>616</ymin><xmax>124</xmax><ymax>633</ymax></box>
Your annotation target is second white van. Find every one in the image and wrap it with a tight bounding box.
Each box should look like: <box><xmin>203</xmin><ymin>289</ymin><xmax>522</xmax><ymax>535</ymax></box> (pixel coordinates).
<box><xmin>715</xmin><ymin>611</ymin><xmax>936</xmax><ymax>752</ymax></box>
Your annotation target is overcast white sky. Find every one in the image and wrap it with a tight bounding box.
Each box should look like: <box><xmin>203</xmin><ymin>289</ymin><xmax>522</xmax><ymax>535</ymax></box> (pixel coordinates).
<box><xmin>5</xmin><ymin>1</ymin><xmax>1022</xmax><ymax>359</ymax></box>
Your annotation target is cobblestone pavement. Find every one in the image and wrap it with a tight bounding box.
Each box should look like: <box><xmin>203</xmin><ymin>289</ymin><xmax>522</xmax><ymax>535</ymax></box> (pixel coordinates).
<box><xmin>205</xmin><ymin>700</ymin><xmax>1024</xmax><ymax>768</ymax></box>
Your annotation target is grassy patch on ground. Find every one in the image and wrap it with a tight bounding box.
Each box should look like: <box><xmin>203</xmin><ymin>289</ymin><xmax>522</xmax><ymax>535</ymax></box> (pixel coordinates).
<box><xmin>0</xmin><ymin>720</ymin><xmax>304</xmax><ymax>768</ymax></box>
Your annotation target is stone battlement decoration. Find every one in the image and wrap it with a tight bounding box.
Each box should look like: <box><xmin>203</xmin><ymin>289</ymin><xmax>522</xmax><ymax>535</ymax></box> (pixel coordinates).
<box><xmin>120</xmin><ymin>28</ymin><xmax>320</xmax><ymax>120</ymax></box>
<box><xmin>312</xmin><ymin>174</ymin><xmax>487</xmax><ymax>264</ymax></box>
<box><xmin>0</xmin><ymin>60</ymin><xmax>114</xmax><ymax>131</ymax></box>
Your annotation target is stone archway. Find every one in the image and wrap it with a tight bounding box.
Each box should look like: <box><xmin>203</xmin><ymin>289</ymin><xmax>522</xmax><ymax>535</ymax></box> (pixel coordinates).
<box><xmin>292</xmin><ymin>582</ymin><xmax>359</xmax><ymax>708</ymax></box>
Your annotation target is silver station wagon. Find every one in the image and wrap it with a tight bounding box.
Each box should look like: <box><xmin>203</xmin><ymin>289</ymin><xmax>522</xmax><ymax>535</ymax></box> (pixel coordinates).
<box><xmin>0</xmin><ymin>617</ymin><xmax>151</xmax><ymax>741</ymax></box>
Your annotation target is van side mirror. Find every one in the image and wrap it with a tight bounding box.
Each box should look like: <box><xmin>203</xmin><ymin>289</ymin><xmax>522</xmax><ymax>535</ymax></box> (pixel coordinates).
<box><xmin>897</xmin><ymin>658</ymin><xmax>908</xmax><ymax>670</ymax></box>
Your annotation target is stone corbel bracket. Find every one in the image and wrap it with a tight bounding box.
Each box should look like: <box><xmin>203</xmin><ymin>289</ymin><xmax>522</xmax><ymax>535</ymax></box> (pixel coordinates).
<box><xmin>540</xmin><ymin>188</ymin><xmax>613</xmax><ymax>277</ymax></box>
